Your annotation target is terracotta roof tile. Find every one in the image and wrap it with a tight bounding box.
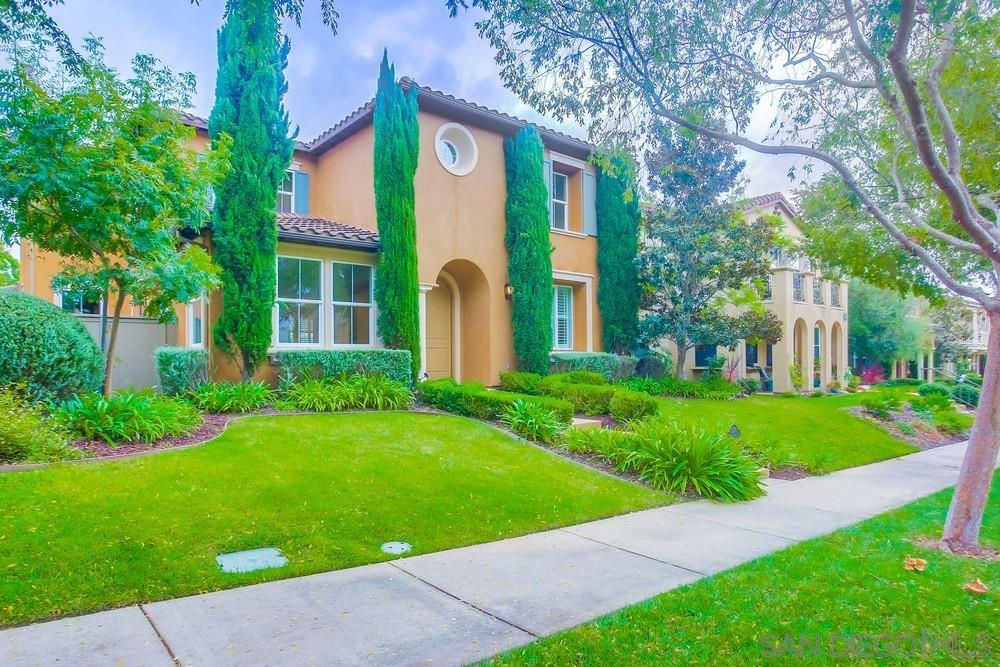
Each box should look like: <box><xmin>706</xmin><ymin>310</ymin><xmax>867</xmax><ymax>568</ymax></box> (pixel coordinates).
<box><xmin>744</xmin><ymin>192</ymin><xmax>798</xmax><ymax>217</ymax></box>
<box><xmin>276</xmin><ymin>212</ymin><xmax>379</xmax><ymax>250</ymax></box>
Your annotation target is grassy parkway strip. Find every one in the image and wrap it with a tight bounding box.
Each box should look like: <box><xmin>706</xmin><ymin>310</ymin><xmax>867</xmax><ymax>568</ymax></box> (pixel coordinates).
<box><xmin>1</xmin><ymin>440</ymin><xmax>992</xmax><ymax>666</ymax></box>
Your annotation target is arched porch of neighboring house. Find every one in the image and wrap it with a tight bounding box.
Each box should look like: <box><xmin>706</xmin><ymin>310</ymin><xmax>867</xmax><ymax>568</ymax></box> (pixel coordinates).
<box><xmin>813</xmin><ymin>320</ymin><xmax>828</xmax><ymax>389</ymax></box>
<box><xmin>421</xmin><ymin>259</ymin><xmax>492</xmax><ymax>383</ymax></box>
<box><xmin>831</xmin><ymin>320</ymin><xmax>844</xmax><ymax>384</ymax></box>
<box><xmin>791</xmin><ymin>318</ymin><xmax>810</xmax><ymax>390</ymax></box>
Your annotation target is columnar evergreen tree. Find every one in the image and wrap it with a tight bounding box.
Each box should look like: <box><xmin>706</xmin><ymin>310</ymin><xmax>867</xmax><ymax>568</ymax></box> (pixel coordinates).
<box><xmin>596</xmin><ymin>159</ymin><xmax>641</xmax><ymax>354</ymax></box>
<box><xmin>208</xmin><ymin>0</ymin><xmax>293</xmax><ymax>380</ymax></box>
<box><xmin>503</xmin><ymin>126</ymin><xmax>553</xmax><ymax>374</ymax></box>
<box><xmin>372</xmin><ymin>51</ymin><xmax>421</xmax><ymax>380</ymax></box>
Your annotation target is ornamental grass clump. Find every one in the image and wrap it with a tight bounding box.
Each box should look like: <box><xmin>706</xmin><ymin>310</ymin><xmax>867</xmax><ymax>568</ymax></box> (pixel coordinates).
<box><xmin>54</xmin><ymin>389</ymin><xmax>201</xmax><ymax>445</ymax></box>
<box><xmin>281</xmin><ymin>374</ymin><xmax>414</xmax><ymax>412</ymax></box>
<box><xmin>500</xmin><ymin>399</ymin><xmax>566</xmax><ymax>444</ymax></box>
<box><xmin>186</xmin><ymin>381</ymin><xmax>274</xmax><ymax>413</ymax></box>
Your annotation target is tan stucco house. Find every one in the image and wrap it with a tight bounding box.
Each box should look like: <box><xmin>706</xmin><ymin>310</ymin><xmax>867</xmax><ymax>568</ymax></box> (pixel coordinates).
<box><xmin>18</xmin><ymin>79</ymin><xmax>605</xmax><ymax>387</ymax></box>
<box><xmin>666</xmin><ymin>192</ymin><xmax>850</xmax><ymax>393</ymax></box>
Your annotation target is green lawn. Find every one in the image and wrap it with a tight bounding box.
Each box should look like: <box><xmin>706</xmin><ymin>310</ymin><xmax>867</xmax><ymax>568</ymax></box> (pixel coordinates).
<box><xmin>655</xmin><ymin>393</ymin><xmax>917</xmax><ymax>471</ymax></box>
<box><xmin>487</xmin><ymin>472</ymin><xmax>1000</xmax><ymax>666</ymax></box>
<box><xmin>0</xmin><ymin>412</ymin><xmax>666</xmax><ymax>627</ymax></box>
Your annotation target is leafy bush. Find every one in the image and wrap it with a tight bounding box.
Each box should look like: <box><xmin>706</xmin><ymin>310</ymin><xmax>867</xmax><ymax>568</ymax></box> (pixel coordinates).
<box><xmin>931</xmin><ymin>409</ymin><xmax>974</xmax><ymax>435</ymax></box>
<box><xmin>701</xmin><ymin>355</ymin><xmax>726</xmax><ymax>382</ymax></box>
<box><xmin>609</xmin><ymin>390</ymin><xmax>658</xmax><ymax>422</ymax></box>
<box><xmin>950</xmin><ymin>383</ymin><xmax>980</xmax><ymax>407</ymax></box>
<box><xmin>736</xmin><ymin>378</ymin><xmax>761</xmax><ymax>394</ymax></box>
<box><xmin>155</xmin><ymin>347</ymin><xmax>209</xmax><ymax>396</ymax></box>
<box><xmin>417</xmin><ymin>378</ymin><xmax>573</xmax><ymax>423</ymax></box>
<box><xmin>281</xmin><ymin>374</ymin><xmax>414</xmax><ymax>412</ymax></box>
<box><xmin>0</xmin><ymin>291</ymin><xmax>104</xmax><ymax>402</ymax></box>
<box><xmin>542</xmin><ymin>382</ymin><xmax>615</xmax><ymax>415</ymax></box>
<box><xmin>744</xmin><ymin>439</ymin><xmax>797</xmax><ymax>470</ymax></box>
<box><xmin>0</xmin><ymin>387</ymin><xmax>82</xmax><ymax>463</ymax></box>
<box><xmin>54</xmin><ymin>390</ymin><xmax>202</xmax><ymax>445</ymax></box>
<box><xmin>860</xmin><ymin>391</ymin><xmax>904</xmax><ymax>420</ymax></box>
<box><xmin>620</xmin><ymin>376</ymin><xmax>742</xmax><ymax>400</ymax></box>
<box><xmin>549</xmin><ymin>352</ymin><xmax>638</xmax><ymax>381</ymax></box>
<box><xmin>634</xmin><ymin>352</ymin><xmax>673</xmax><ymax>379</ymax></box>
<box><xmin>564</xmin><ymin>426</ymin><xmax>636</xmax><ymax>456</ymax></box>
<box><xmin>500</xmin><ymin>399</ymin><xmax>566</xmax><ymax>444</ymax></box>
<box><xmin>908</xmin><ymin>392</ymin><xmax>953</xmax><ymax>416</ymax></box>
<box><xmin>860</xmin><ymin>363</ymin><xmax>886</xmax><ymax>385</ymax></box>
<box><xmin>543</xmin><ymin>370</ymin><xmax>607</xmax><ymax>387</ymax></box>
<box><xmin>809</xmin><ymin>389</ymin><xmax>825</xmax><ymax>398</ymax></box>
<box><xmin>186</xmin><ymin>381</ymin><xmax>273</xmax><ymax>413</ymax></box>
<box><xmin>274</xmin><ymin>349</ymin><xmax>413</xmax><ymax>386</ymax></box>
<box><xmin>917</xmin><ymin>382</ymin><xmax>952</xmax><ymax>397</ymax></box>
<box><xmin>886</xmin><ymin>377</ymin><xmax>922</xmax><ymax>387</ymax></box>
<box><xmin>498</xmin><ymin>371</ymin><xmax>543</xmax><ymax>395</ymax></box>
<box><xmin>612</xmin><ymin>420</ymin><xmax>764</xmax><ymax>501</ymax></box>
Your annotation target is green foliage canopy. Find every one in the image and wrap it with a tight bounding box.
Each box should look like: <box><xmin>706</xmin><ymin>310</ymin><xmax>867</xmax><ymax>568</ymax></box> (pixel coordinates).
<box><xmin>848</xmin><ymin>281</ymin><xmax>932</xmax><ymax>367</ymax></box>
<box><xmin>596</xmin><ymin>158</ymin><xmax>641</xmax><ymax>354</ymax></box>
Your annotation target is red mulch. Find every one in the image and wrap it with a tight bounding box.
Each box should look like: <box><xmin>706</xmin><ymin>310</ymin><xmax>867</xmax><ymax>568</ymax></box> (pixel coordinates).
<box><xmin>769</xmin><ymin>466</ymin><xmax>812</xmax><ymax>481</ymax></box>
<box><xmin>71</xmin><ymin>412</ymin><xmax>242</xmax><ymax>459</ymax></box>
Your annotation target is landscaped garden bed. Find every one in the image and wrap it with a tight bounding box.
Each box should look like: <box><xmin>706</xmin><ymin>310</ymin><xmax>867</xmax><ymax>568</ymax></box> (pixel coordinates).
<box><xmin>853</xmin><ymin>387</ymin><xmax>974</xmax><ymax>450</ymax></box>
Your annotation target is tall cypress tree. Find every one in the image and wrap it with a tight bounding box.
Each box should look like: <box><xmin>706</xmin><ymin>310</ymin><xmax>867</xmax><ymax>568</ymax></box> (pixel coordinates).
<box><xmin>503</xmin><ymin>126</ymin><xmax>553</xmax><ymax>374</ymax></box>
<box><xmin>596</xmin><ymin>159</ymin><xmax>641</xmax><ymax>354</ymax></box>
<box><xmin>208</xmin><ymin>0</ymin><xmax>293</xmax><ymax>379</ymax></box>
<box><xmin>372</xmin><ymin>51</ymin><xmax>421</xmax><ymax>379</ymax></box>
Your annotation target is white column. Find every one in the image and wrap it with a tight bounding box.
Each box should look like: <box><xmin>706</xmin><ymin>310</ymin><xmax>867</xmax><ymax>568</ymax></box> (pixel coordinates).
<box><xmin>418</xmin><ymin>284</ymin><xmax>435</xmax><ymax>380</ymax></box>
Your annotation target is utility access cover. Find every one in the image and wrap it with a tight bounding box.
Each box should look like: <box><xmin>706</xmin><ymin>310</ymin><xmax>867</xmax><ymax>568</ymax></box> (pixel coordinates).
<box><xmin>216</xmin><ymin>547</ymin><xmax>289</xmax><ymax>574</ymax></box>
<box><xmin>381</xmin><ymin>541</ymin><xmax>412</xmax><ymax>555</ymax></box>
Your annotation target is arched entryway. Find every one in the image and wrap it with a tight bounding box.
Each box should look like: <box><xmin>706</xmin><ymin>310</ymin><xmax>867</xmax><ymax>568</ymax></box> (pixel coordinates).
<box><xmin>792</xmin><ymin>318</ymin><xmax>809</xmax><ymax>388</ymax></box>
<box><xmin>424</xmin><ymin>259</ymin><xmax>492</xmax><ymax>383</ymax></box>
<box><xmin>813</xmin><ymin>321</ymin><xmax>827</xmax><ymax>388</ymax></box>
<box><xmin>831</xmin><ymin>321</ymin><xmax>843</xmax><ymax>382</ymax></box>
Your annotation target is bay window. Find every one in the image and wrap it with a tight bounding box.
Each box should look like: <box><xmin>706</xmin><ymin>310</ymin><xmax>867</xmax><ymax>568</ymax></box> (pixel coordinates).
<box><xmin>276</xmin><ymin>256</ymin><xmax>322</xmax><ymax>345</ymax></box>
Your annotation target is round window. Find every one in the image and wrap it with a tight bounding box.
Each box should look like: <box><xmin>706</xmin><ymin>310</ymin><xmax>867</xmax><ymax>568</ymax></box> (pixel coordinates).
<box><xmin>434</xmin><ymin>123</ymin><xmax>478</xmax><ymax>176</ymax></box>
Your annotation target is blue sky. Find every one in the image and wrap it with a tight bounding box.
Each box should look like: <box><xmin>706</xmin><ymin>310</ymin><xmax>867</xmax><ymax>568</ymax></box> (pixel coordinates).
<box><xmin>46</xmin><ymin>0</ymin><xmax>797</xmax><ymax>195</ymax></box>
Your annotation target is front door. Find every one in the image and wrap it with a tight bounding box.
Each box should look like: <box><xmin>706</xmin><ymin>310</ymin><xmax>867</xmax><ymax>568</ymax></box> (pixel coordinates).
<box><xmin>426</xmin><ymin>281</ymin><xmax>453</xmax><ymax>379</ymax></box>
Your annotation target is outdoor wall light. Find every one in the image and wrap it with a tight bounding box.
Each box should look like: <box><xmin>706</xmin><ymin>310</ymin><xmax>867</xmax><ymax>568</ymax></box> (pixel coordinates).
<box><xmin>504</xmin><ymin>283</ymin><xmax>514</xmax><ymax>301</ymax></box>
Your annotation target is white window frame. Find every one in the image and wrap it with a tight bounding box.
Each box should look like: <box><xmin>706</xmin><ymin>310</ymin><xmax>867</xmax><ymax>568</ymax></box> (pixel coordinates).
<box><xmin>553</xmin><ymin>284</ymin><xmax>574</xmax><ymax>350</ymax></box>
<box><xmin>330</xmin><ymin>261</ymin><xmax>376</xmax><ymax>347</ymax></box>
<box><xmin>551</xmin><ymin>171</ymin><xmax>569</xmax><ymax>231</ymax></box>
<box><xmin>274</xmin><ymin>254</ymin><xmax>324</xmax><ymax>347</ymax></box>
<box><xmin>187</xmin><ymin>296</ymin><xmax>207</xmax><ymax>349</ymax></box>
<box><xmin>277</xmin><ymin>169</ymin><xmax>296</xmax><ymax>214</ymax></box>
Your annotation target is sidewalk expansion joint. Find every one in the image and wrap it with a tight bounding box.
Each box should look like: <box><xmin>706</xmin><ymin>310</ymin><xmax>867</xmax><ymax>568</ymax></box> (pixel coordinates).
<box><xmin>139</xmin><ymin>604</ymin><xmax>181</xmax><ymax>666</ymax></box>
<box><xmin>388</xmin><ymin>562</ymin><xmax>539</xmax><ymax>638</ymax></box>
<box><xmin>557</xmin><ymin>528</ymin><xmax>710</xmax><ymax>578</ymax></box>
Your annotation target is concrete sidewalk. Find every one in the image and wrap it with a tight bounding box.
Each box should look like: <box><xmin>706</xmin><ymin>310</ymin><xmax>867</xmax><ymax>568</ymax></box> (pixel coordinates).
<box><xmin>2</xmin><ymin>441</ymin><xmax>989</xmax><ymax>666</ymax></box>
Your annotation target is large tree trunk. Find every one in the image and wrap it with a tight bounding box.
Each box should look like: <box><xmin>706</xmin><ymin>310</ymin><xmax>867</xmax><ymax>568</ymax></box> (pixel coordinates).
<box><xmin>676</xmin><ymin>344</ymin><xmax>689</xmax><ymax>379</ymax></box>
<box><xmin>941</xmin><ymin>310</ymin><xmax>1000</xmax><ymax>550</ymax></box>
<box><xmin>101</xmin><ymin>289</ymin><xmax>127</xmax><ymax>396</ymax></box>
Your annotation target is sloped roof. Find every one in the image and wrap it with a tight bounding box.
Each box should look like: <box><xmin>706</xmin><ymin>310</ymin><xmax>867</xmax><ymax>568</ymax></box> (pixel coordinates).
<box><xmin>276</xmin><ymin>212</ymin><xmax>378</xmax><ymax>250</ymax></box>
<box><xmin>744</xmin><ymin>192</ymin><xmax>798</xmax><ymax>219</ymax></box>
<box><xmin>180</xmin><ymin>112</ymin><xmax>312</xmax><ymax>151</ymax></box>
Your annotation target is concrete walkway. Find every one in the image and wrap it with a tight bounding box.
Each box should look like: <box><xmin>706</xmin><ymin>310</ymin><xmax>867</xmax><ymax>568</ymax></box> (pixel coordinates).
<box><xmin>2</xmin><ymin>442</ymin><xmax>990</xmax><ymax>666</ymax></box>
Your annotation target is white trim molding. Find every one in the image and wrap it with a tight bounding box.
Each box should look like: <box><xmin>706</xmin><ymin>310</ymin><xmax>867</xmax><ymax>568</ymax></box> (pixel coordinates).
<box><xmin>552</xmin><ymin>269</ymin><xmax>595</xmax><ymax>352</ymax></box>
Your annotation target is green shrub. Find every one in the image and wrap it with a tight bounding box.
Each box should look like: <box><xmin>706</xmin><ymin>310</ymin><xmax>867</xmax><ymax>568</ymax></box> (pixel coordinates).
<box><xmin>500</xmin><ymin>399</ymin><xmax>567</xmax><ymax>444</ymax></box>
<box><xmin>155</xmin><ymin>347</ymin><xmax>209</xmax><ymax>396</ymax></box>
<box><xmin>281</xmin><ymin>374</ymin><xmax>414</xmax><ymax>412</ymax></box>
<box><xmin>886</xmin><ymin>378</ymin><xmax>922</xmax><ymax>387</ymax></box>
<box><xmin>701</xmin><ymin>355</ymin><xmax>726</xmax><ymax>382</ymax></box>
<box><xmin>544</xmin><ymin>370</ymin><xmax>607</xmax><ymax>386</ymax></box>
<box><xmin>612</xmin><ymin>420</ymin><xmax>764</xmax><ymax>502</ymax></box>
<box><xmin>274</xmin><ymin>349</ymin><xmax>413</xmax><ymax>386</ymax></box>
<box><xmin>634</xmin><ymin>352</ymin><xmax>672</xmax><ymax>379</ymax></box>
<box><xmin>908</xmin><ymin>392</ymin><xmax>953</xmax><ymax>416</ymax></box>
<box><xmin>860</xmin><ymin>391</ymin><xmax>904</xmax><ymax>420</ymax></box>
<box><xmin>497</xmin><ymin>371</ymin><xmax>543</xmax><ymax>395</ymax></box>
<box><xmin>931</xmin><ymin>409</ymin><xmax>974</xmax><ymax>435</ymax></box>
<box><xmin>549</xmin><ymin>352</ymin><xmax>638</xmax><ymax>381</ymax></box>
<box><xmin>0</xmin><ymin>291</ymin><xmax>104</xmax><ymax>402</ymax></box>
<box><xmin>736</xmin><ymin>378</ymin><xmax>761</xmax><ymax>394</ymax></box>
<box><xmin>186</xmin><ymin>381</ymin><xmax>273</xmax><ymax>413</ymax></box>
<box><xmin>609</xmin><ymin>390</ymin><xmax>658</xmax><ymax>423</ymax></box>
<box><xmin>417</xmin><ymin>378</ymin><xmax>573</xmax><ymax>423</ymax></box>
<box><xmin>917</xmin><ymin>382</ymin><xmax>951</xmax><ymax>398</ymax></box>
<box><xmin>0</xmin><ymin>387</ymin><xmax>82</xmax><ymax>463</ymax></box>
<box><xmin>744</xmin><ymin>439</ymin><xmax>797</xmax><ymax>470</ymax></box>
<box><xmin>55</xmin><ymin>389</ymin><xmax>202</xmax><ymax>445</ymax></box>
<box><xmin>620</xmin><ymin>376</ymin><xmax>742</xmax><ymax>400</ymax></box>
<box><xmin>545</xmin><ymin>383</ymin><xmax>615</xmax><ymax>415</ymax></box>
<box><xmin>564</xmin><ymin>426</ymin><xmax>636</xmax><ymax>456</ymax></box>
<box><xmin>809</xmin><ymin>389</ymin><xmax>825</xmax><ymax>398</ymax></box>
<box><xmin>950</xmin><ymin>383</ymin><xmax>980</xmax><ymax>407</ymax></box>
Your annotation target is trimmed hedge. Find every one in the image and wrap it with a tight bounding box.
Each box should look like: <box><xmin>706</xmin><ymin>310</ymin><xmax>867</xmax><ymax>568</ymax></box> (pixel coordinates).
<box><xmin>498</xmin><ymin>371</ymin><xmax>543</xmax><ymax>395</ymax></box>
<box><xmin>609</xmin><ymin>390</ymin><xmax>658</xmax><ymax>422</ymax></box>
<box><xmin>549</xmin><ymin>352</ymin><xmax>638</xmax><ymax>381</ymax></box>
<box><xmin>885</xmin><ymin>377</ymin><xmax>923</xmax><ymax>387</ymax></box>
<box><xmin>274</xmin><ymin>349</ymin><xmax>413</xmax><ymax>386</ymax></box>
<box><xmin>155</xmin><ymin>347</ymin><xmax>209</xmax><ymax>396</ymax></box>
<box><xmin>417</xmin><ymin>378</ymin><xmax>573</xmax><ymax>423</ymax></box>
<box><xmin>621</xmin><ymin>376</ymin><xmax>742</xmax><ymax>400</ymax></box>
<box><xmin>950</xmin><ymin>383</ymin><xmax>980</xmax><ymax>407</ymax></box>
<box><xmin>917</xmin><ymin>382</ymin><xmax>952</xmax><ymax>398</ymax></box>
<box><xmin>0</xmin><ymin>291</ymin><xmax>103</xmax><ymax>402</ymax></box>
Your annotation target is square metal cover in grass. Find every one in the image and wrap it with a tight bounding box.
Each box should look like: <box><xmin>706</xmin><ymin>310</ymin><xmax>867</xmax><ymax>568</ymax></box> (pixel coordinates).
<box><xmin>216</xmin><ymin>547</ymin><xmax>288</xmax><ymax>574</ymax></box>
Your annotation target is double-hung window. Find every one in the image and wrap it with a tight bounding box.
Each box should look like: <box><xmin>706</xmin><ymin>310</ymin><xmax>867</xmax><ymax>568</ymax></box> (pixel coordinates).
<box><xmin>276</xmin><ymin>256</ymin><xmax>322</xmax><ymax>345</ymax></box>
<box><xmin>813</xmin><ymin>279</ymin><xmax>825</xmax><ymax>304</ymax></box>
<box><xmin>277</xmin><ymin>170</ymin><xmax>295</xmax><ymax>213</ymax></box>
<box><xmin>553</xmin><ymin>285</ymin><xmax>573</xmax><ymax>349</ymax></box>
<box><xmin>551</xmin><ymin>171</ymin><xmax>569</xmax><ymax>230</ymax></box>
<box><xmin>332</xmin><ymin>262</ymin><xmax>373</xmax><ymax>345</ymax></box>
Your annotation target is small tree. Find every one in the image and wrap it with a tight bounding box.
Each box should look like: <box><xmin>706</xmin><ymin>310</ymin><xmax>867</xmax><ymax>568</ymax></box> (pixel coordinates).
<box><xmin>209</xmin><ymin>0</ymin><xmax>294</xmax><ymax>380</ymax></box>
<box><xmin>372</xmin><ymin>51</ymin><xmax>421</xmax><ymax>380</ymax></box>
<box><xmin>596</xmin><ymin>157</ymin><xmax>641</xmax><ymax>354</ymax></box>
<box><xmin>504</xmin><ymin>125</ymin><xmax>553</xmax><ymax>374</ymax></box>
<box><xmin>848</xmin><ymin>281</ymin><xmax>932</xmax><ymax>369</ymax></box>
<box><xmin>931</xmin><ymin>297</ymin><xmax>972</xmax><ymax>366</ymax></box>
<box><xmin>638</xmin><ymin>122</ymin><xmax>775</xmax><ymax>377</ymax></box>
<box><xmin>0</xmin><ymin>37</ymin><xmax>225</xmax><ymax>395</ymax></box>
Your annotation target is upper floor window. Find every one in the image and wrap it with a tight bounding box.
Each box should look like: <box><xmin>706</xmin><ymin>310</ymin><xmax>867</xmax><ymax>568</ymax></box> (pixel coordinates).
<box><xmin>332</xmin><ymin>262</ymin><xmax>373</xmax><ymax>345</ymax></box>
<box><xmin>551</xmin><ymin>171</ymin><xmax>569</xmax><ymax>231</ymax></box>
<box><xmin>792</xmin><ymin>273</ymin><xmax>805</xmax><ymax>302</ymax></box>
<box><xmin>60</xmin><ymin>290</ymin><xmax>102</xmax><ymax>315</ymax></box>
<box><xmin>276</xmin><ymin>256</ymin><xmax>322</xmax><ymax>345</ymax></box>
<box><xmin>761</xmin><ymin>274</ymin><xmax>773</xmax><ymax>302</ymax></box>
<box><xmin>813</xmin><ymin>279</ymin><xmax>824</xmax><ymax>304</ymax></box>
<box><xmin>553</xmin><ymin>285</ymin><xmax>573</xmax><ymax>349</ymax></box>
<box><xmin>277</xmin><ymin>170</ymin><xmax>296</xmax><ymax>213</ymax></box>
<box><xmin>831</xmin><ymin>283</ymin><xmax>842</xmax><ymax>307</ymax></box>
<box><xmin>434</xmin><ymin>123</ymin><xmax>478</xmax><ymax>176</ymax></box>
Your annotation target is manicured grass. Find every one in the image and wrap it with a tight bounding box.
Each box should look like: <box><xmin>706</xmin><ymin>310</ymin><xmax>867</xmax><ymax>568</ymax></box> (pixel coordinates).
<box><xmin>655</xmin><ymin>393</ymin><xmax>917</xmax><ymax>471</ymax></box>
<box><xmin>487</xmin><ymin>472</ymin><xmax>1000</xmax><ymax>666</ymax></box>
<box><xmin>0</xmin><ymin>413</ymin><xmax>666</xmax><ymax>627</ymax></box>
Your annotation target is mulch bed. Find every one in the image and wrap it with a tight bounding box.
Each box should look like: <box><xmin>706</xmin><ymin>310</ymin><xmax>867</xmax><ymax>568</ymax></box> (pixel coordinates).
<box><xmin>848</xmin><ymin>406</ymin><xmax>967</xmax><ymax>450</ymax></box>
<box><xmin>769</xmin><ymin>466</ymin><xmax>812</xmax><ymax>481</ymax></box>
<box><xmin>70</xmin><ymin>412</ymin><xmax>250</xmax><ymax>460</ymax></box>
